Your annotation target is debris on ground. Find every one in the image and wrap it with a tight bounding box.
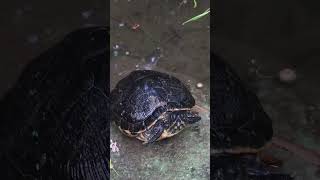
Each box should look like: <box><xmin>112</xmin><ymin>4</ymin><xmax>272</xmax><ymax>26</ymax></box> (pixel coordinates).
<box><xmin>110</xmin><ymin>139</ymin><xmax>120</xmax><ymax>153</ymax></box>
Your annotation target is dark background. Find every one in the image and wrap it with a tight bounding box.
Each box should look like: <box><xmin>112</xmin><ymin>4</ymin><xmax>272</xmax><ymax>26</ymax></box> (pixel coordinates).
<box><xmin>213</xmin><ymin>1</ymin><xmax>320</xmax><ymax>179</ymax></box>
<box><xmin>214</xmin><ymin>0</ymin><xmax>320</xmax><ymax>64</ymax></box>
<box><xmin>0</xmin><ymin>0</ymin><xmax>106</xmax><ymax>98</ymax></box>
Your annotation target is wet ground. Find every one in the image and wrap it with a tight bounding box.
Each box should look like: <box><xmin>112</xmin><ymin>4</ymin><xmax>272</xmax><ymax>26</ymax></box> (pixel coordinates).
<box><xmin>110</xmin><ymin>0</ymin><xmax>210</xmax><ymax>179</ymax></box>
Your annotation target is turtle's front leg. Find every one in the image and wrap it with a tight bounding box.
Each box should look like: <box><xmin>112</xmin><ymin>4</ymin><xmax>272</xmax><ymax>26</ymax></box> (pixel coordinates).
<box><xmin>138</xmin><ymin>120</ymin><xmax>164</xmax><ymax>144</ymax></box>
<box><xmin>162</xmin><ymin>110</ymin><xmax>201</xmax><ymax>136</ymax></box>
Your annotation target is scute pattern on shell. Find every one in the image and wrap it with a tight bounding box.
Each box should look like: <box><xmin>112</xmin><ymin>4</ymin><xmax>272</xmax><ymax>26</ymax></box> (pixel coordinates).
<box><xmin>111</xmin><ymin>70</ymin><xmax>195</xmax><ymax>133</ymax></box>
<box><xmin>212</xmin><ymin>54</ymin><xmax>273</xmax><ymax>150</ymax></box>
<box><xmin>0</xmin><ymin>27</ymin><xmax>110</xmax><ymax>179</ymax></box>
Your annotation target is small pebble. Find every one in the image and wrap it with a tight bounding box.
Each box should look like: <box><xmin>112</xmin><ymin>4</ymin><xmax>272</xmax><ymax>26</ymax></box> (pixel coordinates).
<box><xmin>125</xmin><ymin>51</ymin><xmax>130</xmax><ymax>55</ymax></box>
<box><xmin>113</xmin><ymin>44</ymin><xmax>119</xmax><ymax>49</ymax></box>
<box><xmin>113</xmin><ymin>51</ymin><xmax>119</xmax><ymax>57</ymax></box>
<box><xmin>119</xmin><ymin>23</ymin><xmax>125</xmax><ymax>27</ymax></box>
<box><xmin>196</xmin><ymin>82</ymin><xmax>204</xmax><ymax>89</ymax></box>
<box><xmin>279</xmin><ymin>68</ymin><xmax>297</xmax><ymax>83</ymax></box>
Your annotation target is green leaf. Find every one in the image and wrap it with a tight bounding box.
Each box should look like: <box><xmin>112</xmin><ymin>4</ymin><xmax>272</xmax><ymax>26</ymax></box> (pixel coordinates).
<box><xmin>182</xmin><ymin>8</ymin><xmax>210</xmax><ymax>25</ymax></box>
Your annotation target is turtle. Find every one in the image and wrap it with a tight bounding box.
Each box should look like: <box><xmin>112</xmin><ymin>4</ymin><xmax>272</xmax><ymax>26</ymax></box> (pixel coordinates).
<box><xmin>211</xmin><ymin>53</ymin><xmax>293</xmax><ymax>180</ymax></box>
<box><xmin>0</xmin><ymin>26</ymin><xmax>110</xmax><ymax>180</ymax></box>
<box><xmin>110</xmin><ymin>70</ymin><xmax>201</xmax><ymax>144</ymax></box>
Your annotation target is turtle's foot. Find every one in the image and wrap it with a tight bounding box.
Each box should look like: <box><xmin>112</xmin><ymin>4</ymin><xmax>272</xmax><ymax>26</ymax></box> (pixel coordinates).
<box><xmin>139</xmin><ymin>120</ymin><xmax>164</xmax><ymax>144</ymax></box>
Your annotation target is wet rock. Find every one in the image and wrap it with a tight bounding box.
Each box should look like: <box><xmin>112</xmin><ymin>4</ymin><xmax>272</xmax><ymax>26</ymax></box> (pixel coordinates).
<box><xmin>196</xmin><ymin>82</ymin><xmax>204</xmax><ymax>89</ymax></box>
<box><xmin>279</xmin><ymin>68</ymin><xmax>297</xmax><ymax>83</ymax></box>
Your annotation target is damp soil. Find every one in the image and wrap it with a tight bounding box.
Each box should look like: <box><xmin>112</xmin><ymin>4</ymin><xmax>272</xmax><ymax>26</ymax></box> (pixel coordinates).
<box><xmin>110</xmin><ymin>0</ymin><xmax>210</xmax><ymax>179</ymax></box>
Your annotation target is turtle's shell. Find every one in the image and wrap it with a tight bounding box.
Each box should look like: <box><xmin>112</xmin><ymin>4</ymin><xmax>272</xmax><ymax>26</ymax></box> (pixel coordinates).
<box><xmin>0</xmin><ymin>27</ymin><xmax>109</xmax><ymax>179</ymax></box>
<box><xmin>212</xmin><ymin>54</ymin><xmax>273</xmax><ymax>152</ymax></box>
<box><xmin>110</xmin><ymin>70</ymin><xmax>196</xmax><ymax>133</ymax></box>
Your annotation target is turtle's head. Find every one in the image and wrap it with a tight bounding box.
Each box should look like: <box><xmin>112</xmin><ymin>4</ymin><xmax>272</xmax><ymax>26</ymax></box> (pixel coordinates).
<box><xmin>172</xmin><ymin>110</ymin><xmax>201</xmax><ymax>124</ymax></box>
<box><xmin>164</xmin><ymin>110</ymin><xmax>201</xmax><ymax>135</ymax></box>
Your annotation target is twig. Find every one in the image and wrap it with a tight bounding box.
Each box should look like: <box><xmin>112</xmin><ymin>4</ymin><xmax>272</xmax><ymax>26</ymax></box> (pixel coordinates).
<box><xmin>193</xmin><ymin>0</ymin><xmax>197</xmax><ymax>8</ymax></box>
<box><xmin>110</xmin><ymin>160</ymin><xmax>119</xmax><ymax>176</ymax></box>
